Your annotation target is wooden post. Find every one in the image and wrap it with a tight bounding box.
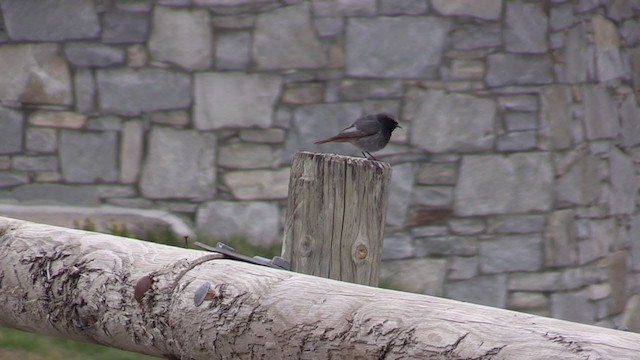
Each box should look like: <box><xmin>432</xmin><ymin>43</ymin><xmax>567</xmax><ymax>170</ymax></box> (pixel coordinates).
<box><xmin>282</xmin><ymin>152</ymin><xmax>391</xmax><ymax>286</ymax></box>
<box><xmin>2</xmin><ymin>216</ymin><xmax>640</xmax><ymax>359</ymax></box>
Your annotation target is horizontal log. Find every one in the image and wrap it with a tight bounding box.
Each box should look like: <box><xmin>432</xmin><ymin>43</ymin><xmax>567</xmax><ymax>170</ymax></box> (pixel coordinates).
<box><xmin>0</xmin><ymin>216</ymin><xmax>639</xmax><ymax>359</ymax></box>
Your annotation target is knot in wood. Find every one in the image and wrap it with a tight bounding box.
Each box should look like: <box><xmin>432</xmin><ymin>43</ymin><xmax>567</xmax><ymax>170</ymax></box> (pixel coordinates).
<box><xmin>355</xmin><ymin>244</ymin><xmax>368</xmax><ymax>260</ymax></box>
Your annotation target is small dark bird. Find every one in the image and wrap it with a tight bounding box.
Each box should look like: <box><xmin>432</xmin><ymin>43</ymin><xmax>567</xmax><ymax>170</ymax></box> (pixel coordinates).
<box><xmin>314</xmin><ymin>113</ymin><xmax>401</xmax><ymax>160</ymax></box>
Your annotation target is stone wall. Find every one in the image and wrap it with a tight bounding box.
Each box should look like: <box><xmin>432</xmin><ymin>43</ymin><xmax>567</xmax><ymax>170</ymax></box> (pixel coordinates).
<box><xmin>0</xmin><ymin>0</ymin><xmax>639</xmax><ymax>329</ymax></box>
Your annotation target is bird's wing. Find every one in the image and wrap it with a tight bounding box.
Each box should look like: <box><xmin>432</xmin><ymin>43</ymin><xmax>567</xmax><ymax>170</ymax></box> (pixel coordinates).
<box><xmin>339</xmin><ymin>115</ymin><xmax>381</xmax><ymax>138</ymax></box>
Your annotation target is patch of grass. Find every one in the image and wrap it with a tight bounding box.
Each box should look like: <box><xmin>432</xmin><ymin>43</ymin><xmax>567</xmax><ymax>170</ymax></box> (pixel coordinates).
<box><xmin>0</xmin><ymin>327</ymin><xmax>158</xmax><ymax>360</ymax></box>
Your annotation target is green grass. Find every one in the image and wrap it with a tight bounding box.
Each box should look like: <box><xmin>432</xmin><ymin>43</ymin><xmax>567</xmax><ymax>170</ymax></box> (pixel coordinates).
<box><xmin>0</xmin><ymin>327</ymin><xmax>159</xmax><ymax>360</ymax></box>
<box><xmin>1</xmin><ymin>221</ymin><xmax>283</xmax><ymax>359</ymax></box>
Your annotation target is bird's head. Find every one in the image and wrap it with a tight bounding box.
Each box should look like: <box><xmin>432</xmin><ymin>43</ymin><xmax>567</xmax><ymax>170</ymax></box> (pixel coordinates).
<box><xmin>377</xmin><ymin>113</ymin><xmax>401</xmax><ymax>132</ymax></box>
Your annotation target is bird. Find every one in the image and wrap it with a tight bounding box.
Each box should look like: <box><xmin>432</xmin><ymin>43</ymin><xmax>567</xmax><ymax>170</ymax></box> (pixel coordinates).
<box><xmin>314</xmin><ymin>113</ymin><xmax>401</xmax><ymax>160</ymax></box>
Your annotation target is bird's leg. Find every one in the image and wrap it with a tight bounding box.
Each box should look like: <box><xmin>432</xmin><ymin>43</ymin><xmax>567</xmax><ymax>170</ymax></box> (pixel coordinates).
<box><xmin>361</xmin><ymin>151</ymin><xmax>368</xmax><ymax>159</ymax></box>
<box><xmin>365</xmin><ymin>151</ymin><xmax>377</xmax><ymax>161</ymax></box>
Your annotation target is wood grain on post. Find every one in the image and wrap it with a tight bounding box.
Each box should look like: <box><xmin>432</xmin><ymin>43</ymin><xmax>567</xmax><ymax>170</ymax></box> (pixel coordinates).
<box><xmin>2</xmin><ymin>216</ymin><xmax>640</xmax><ymax>359</ymax></box>
<box><xmin>282</xmin><ymin>152</ymin><xmax>391</xmax><ymax>286</ymax></box>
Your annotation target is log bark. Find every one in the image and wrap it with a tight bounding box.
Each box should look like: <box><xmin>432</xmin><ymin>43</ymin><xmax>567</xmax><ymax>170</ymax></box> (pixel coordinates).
<box><xmin>282</xmin><ymin>152</ymin><xmax>391</xmax><ymax>286</ymax></box>
<box><xmin>1</xmin><ymin>216</ymin><xmax>640</xmax><ymax>359</ymax></box>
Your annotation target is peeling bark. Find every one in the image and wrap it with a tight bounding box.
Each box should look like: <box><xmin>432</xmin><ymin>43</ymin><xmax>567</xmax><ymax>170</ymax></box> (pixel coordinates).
<box><xmin>1</xmin><ymin>217</ymin><xmax>640</xmax><ymax>359</ymax></box>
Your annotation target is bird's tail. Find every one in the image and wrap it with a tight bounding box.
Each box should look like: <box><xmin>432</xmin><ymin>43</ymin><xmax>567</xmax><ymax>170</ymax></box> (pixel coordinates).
<box><xmin>314</xmin><ymin>136</ymin><xmax>347</xmax><ymax>144</ymax></box>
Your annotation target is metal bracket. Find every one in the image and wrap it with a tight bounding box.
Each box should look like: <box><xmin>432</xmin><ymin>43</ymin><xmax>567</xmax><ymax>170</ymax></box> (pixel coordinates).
<box><xmin>194</xmin><ymin>241</ymin><xmax>290</xmax><ymax>271</ymax></box>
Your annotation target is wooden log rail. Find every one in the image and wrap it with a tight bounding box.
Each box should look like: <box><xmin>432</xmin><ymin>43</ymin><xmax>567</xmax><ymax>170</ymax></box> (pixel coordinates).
<box><xmin>1</xmin><ymin>217</ymin><xmax>640</xmax><ymax>359</ymax></box>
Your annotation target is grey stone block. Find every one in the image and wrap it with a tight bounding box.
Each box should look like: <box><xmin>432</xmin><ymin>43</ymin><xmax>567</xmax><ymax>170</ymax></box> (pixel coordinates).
<box><xmin>489</xmin><ymin>215</ymin><xmax>546</xmax><ymax>234</ymax></box>
<box><xmin>338</xmin><ymin>80</ymin><xmax>404</xmax><ymax>101</ymax></box>
<box><xmin>480</xmin><ymin>235</ymin><xmax>543</xmax><ymax>274</ymax></box>
<box><xmin>411</xmin><ymin>226</ymin><xmax>448</xmax><ymax>237</ymax></box>
<box><xmin>504</xmin><ymin>1</ymin><xmax>548</xmax><ymax>53</ymax></box>
<box><xmin>239</xmin><ymin>129</ymin><xmax>286</xmax><ymax>144</ymax></box>
<box><xmin>540</xmin><ymin>85</ymin><xmax>572</xmax><ymax>150</ymax></box>
<box><xmin>411</xmin><ymin>186</ymin><xmax>453</xmax><ymax>207</ymax></box>
<box><xmin>0</xmin><ymin>106</ymin><xmax>23</xmax><ymax>154</ymax></box>
<box><xmin>25</xmin><ymin>128</ymin><xmax>56</xmax><ymax>153</ymax></box>
<box><xmin>508</xmin><ymin>292</ymin><xmax>549</xmax><ymax>310</ymax></box>
<box><xmin>630</xmin><ymin>216</ymin><xmax>640</xmax><ymax>271</ymax></box>
<box><xmin>498</xmin><ymin>95</ymin><xmax>538</xmax><ymax>112</ymax></box>
<box><xmin>578</xmin><ymin>219</ymin><xmax>616</xmax><ymax>264</ymax></box>
<box><xmin>551</xmin><ymin>290</ymin><xmax>595</xmax><ymax>324</ymax></box>
<box><xmin>386</xmin><ymin>163</ymin><xmax>416</xmax><ymax>227</ymax></box>
<box><xmin>86</xmin><ymin>116</ymin><xmax>123</xmax><ymax>131</ymax></box>
<box><xmin>446</xmin><ymin>274</ymin><xmax>507</xmax><ymax>308</ymax></box>
<box><xmin>609</xmin><ymin>147</ymin><xmax>637</xmax><ymax>215</ymax></box>
<box><xmin>550</xmin><ymin>3</ymin><xmax>574</xmax><ymax>31</ymax></box>
<box><xmin>544</xmin><ymin>209</ymin><xmax>577</xmax><ymax>267</ymax></box>
<box><xmin>284</xmin><ymin>102</ymin><xmax>363</xmax><ymax>163</ymax></box>
<box><xmin>149</xmin><ymin>7</ymin><xmax>212</xmax><ymax>70</ymax></box>
<box><xmin>120</xmin><ymin>120</ymin><xmax>144</xmax><ymax>184</ymax></box>
<box><xmin>448</xmin><ymin>256</ymin><xmax>479</xmax><ymax>280</ymax></box>
<box><xmin>313</xmin><ymin>0</ymin><xmax>376</xmax><ymax>16</ymax></box>
<box><xmin>102</xmin><ymin>10</ymin><xmax>149</xmax><ymax>44</ymax></box>
<box><xmin>194</xmin><ymin>73</ymin><xmax>281</xmax><ymax>130</ymax></box>
<box><xmin>219</xmin><ymin>143</ymin><xmax>282</xmax><ymax>169</ymax></box>
<box><xmin>415</xmin><ymin>163</ymin><xmax>457</xmax><ymax>185</ymax></box>
<box><xmin>414</xmin><ymin>236</ymin><xmax>477</xmax><ymax>257</ymax></box>
<box><xmin>555</xmin><ymin>154</ymin><xmax>600</xmax><ymax>206</ymax></box>
<box><xmin>64</xmin><ymin>42</ymin><xmax>125</xmax><ymax>67</ymax></box>
<box><xmin>253</xmin><ymin>2</ymin><xmax>327</xmax><ymax>69</ymax></box>
<box><xmin>0</xmin><ymin>172</ymin><xmax>28</xmax><ymax>188</ymax></box>
<box><xmin>1</xmin><ymin>0</ymin><xmax>99</xmax><ymax>41</ymax></box>
<box><xmin>0</xmin><ymin>44</ymin><xmax>72</xmax><ymax>105</ymax></box>
<box><xmin>592</xmin><ymin>14</ymin><xmax>624</xmax><ymax>82</ymax></box>
<box><xmin>314</xmin><ymin>17</ymin><xmax>344</xmax><ymax>38</ymax></box>
<box><xmin>504</xmin><ymin>112</ymin><xmax>537</xmax><ymax>131</ymax></box>
<box><xmin>455</xmin><ymin>153</ymin><xmax>553</xmax><ymax>216</ymax></box>
<box><xmin>140</xmin><ymin>127</ymin><xmax>216</xmax><ymax>200</ymax></box>
<box><xmin>216</xmin><ymin>32</ymin><xmax>251</xmax><ymax>70</ymax></box>
<box><xmin>451</xmin><ymin>23</ymin><xmax>501</xmax><ymax>50</ymax></box>
<box><xmin>619</xmin><ymin>94</ymin><xmax>640</xmax><ymax>148</ymax></box>
<box><xmin>407</xmin><ymin>89</ymin><xmax>495</xmax><ymax>153</ymax></box>
<box><xmin>196</xmin><ymin>201</ymin><xmax>280</xmax><ymax>245</ymax></box>
<box><xmin>96</xmin><ymin>185</ymin><xmax>136</xmax><ymax>198</ymax></box>
<box><xmin>582</xmin><ymin>85</ymin><xmax>619</xmax><ymax>140</ymax></box>
<box><xmin>379</xmin><ymin>0</ymin><xmax>428</xmax><ymax>15</ymax></box>
<box><xmin>620</xmin><ymin>20</ymin><xmax>640</xmax><ymax>46</ymax></box>
<box><xmin>432</xmin><ymin>0</ymin><xmax>502</xmax><ymax>20</ymax></box>
<box><xmin>382</xmin><ymin>233</ymin><xmax>415</xmax><ymax>260</ymax></box>
<box><xmin>74</xmin><ymin>69</ymin><xmax>95</xmax><ymax>114</ymax></box>
<box><xmin>380</xmin><ymin>258</ymin><xmax>447</xmax><ymax>296</ymax></box>
<box><xmin>486</xmin><ymin>54</ymin><xmax>553</xmax><ymax>87</ymax></box>
<box><xmin>607</xmin><ymin>251</ymin><xmax>627</xmax><ymax>316</ymax></box>
<box><xmin>448</xmin><ymin>219</ymin><xmax>484</xmax><ymax>236</ymax></box>
<box><xmin>496</xmin><ymin>131</ymin><xmax>537</xmax><ymax>152</ymax></box>
<box><xmin>224</xmin><ymin>168</ymin><xmax>290</xmax><ymax>200</ymax></box>
<box><xmin>60</xmin><ymin>131</ymin><xmax>118</xmax><ymax>183</ymax></box>
<box><xmin>508</xmin><ymin>272</ymin><xmax>563</xmax><ymax>292</ymax></box>
<box><xmin>347</xmin><ymin>17</ymin><xmax>450</xmax><ymax>78</ymax></box>
<box><xmin>97</xmin><ymin>68</ymin><xmax>191</xmax><ymax>116</ymax></box>
<box><xmin>4</xmin><ymin>184</ymin><xmax>100</xmax><ymax>206</ymax></box>
<box><xmin>148</xmin><ymin>110</ymin><xmax>189</xmax><ymax>126</ymax></box>
<box><xmin>562</xmin><ymin>24</ymin><xmax>595</xmax><ymax>83</ymax></box>
<box><xmin>12</xmin><ymin>156</ymin><xmax>58</xmax><ymax>171</ymax></box>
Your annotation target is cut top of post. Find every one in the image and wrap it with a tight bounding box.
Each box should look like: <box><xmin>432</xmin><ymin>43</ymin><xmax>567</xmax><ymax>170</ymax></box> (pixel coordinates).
<box><xmin>282</xmin><ymin>151</ymin><xmax>392</xmax><ymax>286</ymax></box>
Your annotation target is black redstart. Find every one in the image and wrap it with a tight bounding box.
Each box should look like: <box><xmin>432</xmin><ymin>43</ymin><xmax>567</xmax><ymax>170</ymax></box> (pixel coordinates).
<box><xmin>314</xmin><ymin>113</ymin><xmax>401</xmax><ymax>160</ymax></box>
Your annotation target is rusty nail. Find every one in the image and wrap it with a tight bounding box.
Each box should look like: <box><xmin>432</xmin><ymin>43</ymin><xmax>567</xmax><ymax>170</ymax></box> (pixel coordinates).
<box><xmin>134</xmin><ymin>275</ymin><xmax>152</xmax><ymax>305</ymax></box>
<box><xmin>193</xmin><ymin>282</ymin><xmax>217</xmax><ymax>306</ymax></box>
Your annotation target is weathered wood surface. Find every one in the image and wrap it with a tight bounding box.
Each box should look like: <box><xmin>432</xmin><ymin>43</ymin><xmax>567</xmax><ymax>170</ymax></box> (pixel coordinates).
<box><xmin>282</xmin><ymin>152</ymin><xmax>391</xmax><ymax>286</ymax></box>
<box><xmin>1</xmin><ymin>217</ymin><xmax>640</xmax><ymax>359</ymax></box>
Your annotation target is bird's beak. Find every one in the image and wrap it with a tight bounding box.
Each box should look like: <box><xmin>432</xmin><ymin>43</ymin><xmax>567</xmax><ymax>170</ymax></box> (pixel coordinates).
<box><xmin>397</xmin><ymin>124</ymin><xmax>403</xmax><ymax>129</ymax></box>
